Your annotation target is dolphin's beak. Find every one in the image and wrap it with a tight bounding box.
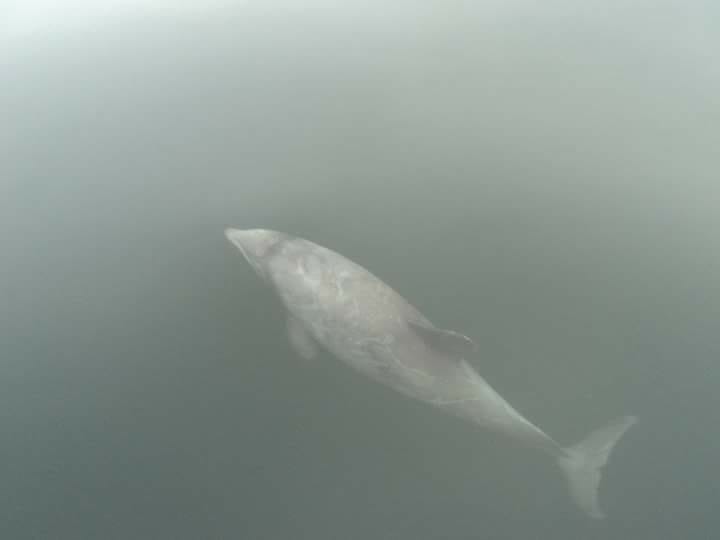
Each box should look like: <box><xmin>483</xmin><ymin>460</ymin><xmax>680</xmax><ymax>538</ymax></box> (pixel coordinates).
<box><xmin>224</xmin><ymin>228</ymin><xmax>252</xmax><ymax>260</ymax></box>
<box><xmin>224</xmin><ymin>228</ymin><xmax>245</xmax><ymax>243</ymax></box>
<box><xmin>225</xmin><ymin>228</ymin><xmax>279</xmax><ymax>264</ymax></box>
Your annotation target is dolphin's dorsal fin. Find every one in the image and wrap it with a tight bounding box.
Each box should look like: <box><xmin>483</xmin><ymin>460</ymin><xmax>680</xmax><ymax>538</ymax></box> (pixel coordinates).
<box><xmin>407</xmin><ymin>321</ymin><xmax>477</xmax><ymax>358</ymax></box>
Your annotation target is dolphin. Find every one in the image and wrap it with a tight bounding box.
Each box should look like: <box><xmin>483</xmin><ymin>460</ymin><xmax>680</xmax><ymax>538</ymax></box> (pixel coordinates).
<box><xmin>224</xmin><ymin>228</ymin><xmax>637</xmax><ymax>519</ymax></box>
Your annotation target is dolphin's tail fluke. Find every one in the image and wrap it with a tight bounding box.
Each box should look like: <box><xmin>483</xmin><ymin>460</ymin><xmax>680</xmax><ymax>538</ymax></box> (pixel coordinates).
<box><xmin>557</xmin><ymin>415</ymin><xmax>637</xmax><ymax>519</ymax></box>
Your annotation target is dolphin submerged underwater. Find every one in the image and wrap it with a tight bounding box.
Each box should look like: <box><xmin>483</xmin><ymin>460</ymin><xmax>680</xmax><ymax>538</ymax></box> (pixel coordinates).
<box><xmin>225</xmin><ymin>228</ymin><xmax>637</xmax><ymax>519</ymax></box>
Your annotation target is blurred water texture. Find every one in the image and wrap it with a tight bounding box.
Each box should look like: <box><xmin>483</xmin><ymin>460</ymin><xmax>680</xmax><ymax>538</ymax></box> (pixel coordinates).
<box><xmin>2</xmin><ymin>2</ymin><xmax>719</xmax><ymax>538</ymax></box>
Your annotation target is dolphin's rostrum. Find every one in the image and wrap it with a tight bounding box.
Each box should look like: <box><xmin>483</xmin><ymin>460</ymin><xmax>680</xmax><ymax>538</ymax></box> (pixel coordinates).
<box><xmin>225</xmin><ymin>228</ymin><xmax>637</xmax><ymax>519</ymax></box>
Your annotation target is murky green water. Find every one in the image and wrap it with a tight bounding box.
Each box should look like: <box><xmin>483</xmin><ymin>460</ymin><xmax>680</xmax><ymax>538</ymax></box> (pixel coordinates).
<box><xmin>2</xmin><ymin>2</ymin><xmax>718</xmax><ymax>538</ymax></box>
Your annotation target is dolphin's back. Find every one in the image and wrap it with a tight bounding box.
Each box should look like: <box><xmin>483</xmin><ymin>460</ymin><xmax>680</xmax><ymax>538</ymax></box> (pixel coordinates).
<box><xmin>286</xmin><ymin>240</ymin><xmax>431</xmax><ymax>336</ymax></box>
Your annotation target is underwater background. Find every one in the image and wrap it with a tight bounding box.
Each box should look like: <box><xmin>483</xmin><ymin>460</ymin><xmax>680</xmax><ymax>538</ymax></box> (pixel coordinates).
<box><xmin>2</xmin><ymin>1</ymin><xmax>718</xmax><ymax>538</ymax></box>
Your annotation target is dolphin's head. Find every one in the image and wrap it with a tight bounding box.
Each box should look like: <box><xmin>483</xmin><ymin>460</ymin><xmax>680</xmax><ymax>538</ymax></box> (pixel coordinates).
<box><xmin>224</xmin><ymin>228</ymin><xmax>288</xmax><ymax>281</ymax></box>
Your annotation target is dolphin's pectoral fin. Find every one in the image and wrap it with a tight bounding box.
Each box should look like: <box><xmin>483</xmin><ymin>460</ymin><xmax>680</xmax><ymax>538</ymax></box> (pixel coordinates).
<box><xmin>286</xmin><ymin>316</ymin><xmax>318</xmax><ymax>360</ymax></box>
<box><xmin>407</xmin><ymin>321</ymin><xmax>477</xmax><ymax>358</ymax></box>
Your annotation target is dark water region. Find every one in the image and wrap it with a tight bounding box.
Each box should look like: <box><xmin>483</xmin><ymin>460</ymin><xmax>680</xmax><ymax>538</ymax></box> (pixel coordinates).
<box><xmin>2</xmin><ymin>2</ymin><xmax>719</xmax><ymax>538</ymax></box>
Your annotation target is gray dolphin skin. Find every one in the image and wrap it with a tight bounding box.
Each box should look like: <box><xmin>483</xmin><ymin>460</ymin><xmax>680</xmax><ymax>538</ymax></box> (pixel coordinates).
<box><xmin>225</xmin><ymin>228</ymin><xmax>637</xmax><ymax>519</ymax></box>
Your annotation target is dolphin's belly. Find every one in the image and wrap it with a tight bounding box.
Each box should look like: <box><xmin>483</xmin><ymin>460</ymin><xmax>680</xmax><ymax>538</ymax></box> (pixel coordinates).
<box><xmin>327</xmin><ymin>333</ymin><xmax>439</xmax><ymax>402</ymax></box>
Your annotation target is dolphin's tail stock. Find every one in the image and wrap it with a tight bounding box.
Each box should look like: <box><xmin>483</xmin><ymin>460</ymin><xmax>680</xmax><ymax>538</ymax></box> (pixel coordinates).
<box><xmin>557</xmin><ymin>415</ymin><xmax>638</xmax><ymax>519</ymax></box>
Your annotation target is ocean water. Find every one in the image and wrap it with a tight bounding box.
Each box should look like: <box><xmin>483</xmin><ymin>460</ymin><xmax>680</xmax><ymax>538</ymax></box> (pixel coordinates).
<box><xmin>2</xmin><ymin>2</ymin><xmax>718</xmax><ymax>538</ymax></box>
